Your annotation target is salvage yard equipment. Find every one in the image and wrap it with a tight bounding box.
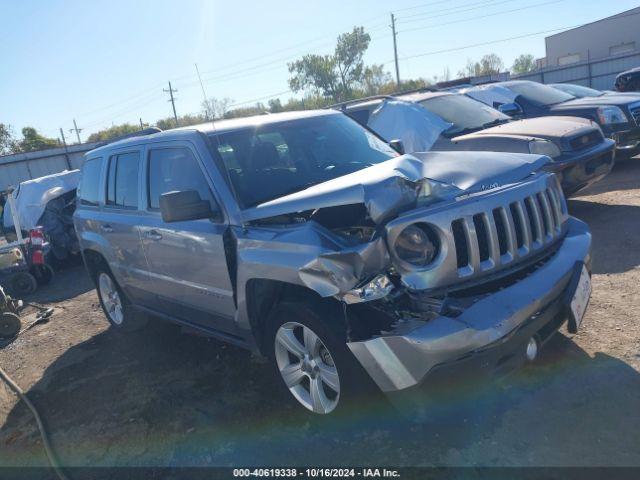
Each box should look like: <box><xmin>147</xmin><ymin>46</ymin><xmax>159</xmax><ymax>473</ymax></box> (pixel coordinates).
<box><xmin>0</xmin><ymin>284</ymin><xmax>22</xmax><ymax>338</ymax></box>
<box><xmin>1</xmin><ymin>187</ymin><xmax>55</xmax><ymax>296</ymax></box>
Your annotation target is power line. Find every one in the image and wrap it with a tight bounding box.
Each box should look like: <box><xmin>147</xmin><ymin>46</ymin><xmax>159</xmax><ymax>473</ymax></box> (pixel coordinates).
<box><xmin>396</xmin><ymin>0</ymin><xmax>514</xmax><ymax>24</ymax></box>
<box><xmin>398</xmin><ymin>0</ymin><xmax>566</xmax><ymax>33</ymax></box>
<box><xmin>392</xmin><ymin>0</ymin><xmax>460</xmax><ymax>14</ymax></box>
<box><xmin>388</xmin><ymin>25</ymin><xmax>578</xmax><ymax>63</ymax></box>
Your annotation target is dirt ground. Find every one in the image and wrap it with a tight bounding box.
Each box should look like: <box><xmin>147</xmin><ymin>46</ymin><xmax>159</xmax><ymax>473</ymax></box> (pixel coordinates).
<box><xmin>0</xmin><ymin>159</ymin><xmax>639</xmax><ymax>475</ymax></box>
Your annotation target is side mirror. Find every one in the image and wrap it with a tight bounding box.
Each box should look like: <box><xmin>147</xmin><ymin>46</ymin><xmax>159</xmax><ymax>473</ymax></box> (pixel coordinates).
<box><xmin>159</xmin><ymin>190</ymin><xmax>219</xmax><ymax>223</ymax></box>
<box><xmin>498</xmin><ymin>102</ymin><xmax>523</xmax><ymax>117</ymax></box>
<box><xmin>389</xmin><ymin>139</ymin><xmax>405</xmax><ymax>155</ymax></box>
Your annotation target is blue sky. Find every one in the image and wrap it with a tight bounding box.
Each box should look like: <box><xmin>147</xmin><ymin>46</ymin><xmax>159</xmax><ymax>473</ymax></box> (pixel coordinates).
<box><xmin>1</xmin><ymin>0</ymin><xmax>638</xmax><ymax>141</ymax></box>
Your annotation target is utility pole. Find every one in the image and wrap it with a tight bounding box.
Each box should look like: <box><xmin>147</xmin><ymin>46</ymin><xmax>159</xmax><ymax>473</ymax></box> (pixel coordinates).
<box><xmin>69</xmin><ymin>119</ymin><xmax>83</xmax><ymax>144</ymax></box>
<box><xmin>195</xmin><ymin>63</ymin><xmax>211</xmax><ymax>120</ymax></box>
<box><xmin>139</xmin><ymin>118</ymin><xmax>145</xmax><ymax>129</ymax></box>
<box><xmin>163</xmin><ymin>81</ymin><xmax>179</xmax><ymax>127</ymax></box>
<box><xmin>59</xmin><ymin>128</ymin><xmax>72</xmax><ymax>169</ymax></box>
<box><xmin>391</xmin><ymin>13</ymin><xmax>401</xmax><ymax>87</ymax></box>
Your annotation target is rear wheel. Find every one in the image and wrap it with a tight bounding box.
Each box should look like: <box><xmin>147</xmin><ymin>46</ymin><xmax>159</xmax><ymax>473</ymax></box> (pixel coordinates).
<box><xmin>9</xmin><ymin>272</ymin><xmax>37</xmax><ymax>297</ymax></box>
<box><xmin>32</xmin><ymin>264</ymin><xmax>55</xmax><ymax>286</ymax></box>
<box><xmin>94</xmin><ymin>267</ymin><xmax>148</xmax><ymax>331</ymax></box>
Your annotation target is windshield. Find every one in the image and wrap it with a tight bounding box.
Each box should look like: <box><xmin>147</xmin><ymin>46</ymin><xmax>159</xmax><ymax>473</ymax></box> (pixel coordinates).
<box><xmin>208</xmin><ymin>114</ymin><xmax>398</xmax><ymax>208</ymax></box>
<box><xmin>553</xmin><ymin>83</ymin><xmax>604</xmax><ymax>98</ymax></box>
<box><xmin>506</xmin><ymin>81</ymin><xmax>575</xmax><ymax>106</ymax></box>
<box><xmin>419</xmin><ymin>94</ymin><xmax>509</xmax><ymax>135</ymax></box>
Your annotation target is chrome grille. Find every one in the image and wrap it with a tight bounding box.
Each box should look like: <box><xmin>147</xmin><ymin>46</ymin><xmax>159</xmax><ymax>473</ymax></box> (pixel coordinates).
<box><xmin>386</xmin><ymin>173</ymin><xmax>569</xmax><ymax>292</ymax></box>
<box><xmin>630</xmin><ymin>106</ymin><xmax>640</xmax><ymax>126</ymax></box>
<box><xmin>451</xmin><ymin>180</ymin><xmax>565</xmax><ymax>278</ymax></box>
<box><xmin>569</xmin><ymin>130</ymin><xmax>603</xmax><ymax>150</ymax></box>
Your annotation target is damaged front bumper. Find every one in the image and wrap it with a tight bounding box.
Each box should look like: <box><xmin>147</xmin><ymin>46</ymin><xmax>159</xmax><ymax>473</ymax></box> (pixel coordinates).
<box><xmin>347</xmin><ymin>217</ymin><xmax>591</xmax><ymax>392</ymax></box>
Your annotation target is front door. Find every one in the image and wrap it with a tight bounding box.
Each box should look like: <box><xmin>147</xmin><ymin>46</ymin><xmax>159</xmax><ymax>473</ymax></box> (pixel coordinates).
<box><xmin>138</xmin><ymin>143</ymin><xmax>237</xmax><ymax>334</ymax></box>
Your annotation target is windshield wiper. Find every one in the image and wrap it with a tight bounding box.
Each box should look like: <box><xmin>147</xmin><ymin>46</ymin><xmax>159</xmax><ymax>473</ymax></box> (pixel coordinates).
<box><xmin>481</xmin><ymin>118</ymin><xmax>509</xmax><ymax>129</ymax></box>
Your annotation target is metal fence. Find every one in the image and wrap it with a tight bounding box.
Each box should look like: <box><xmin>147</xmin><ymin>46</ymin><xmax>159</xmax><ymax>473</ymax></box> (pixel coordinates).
<box><xmin>514</xmin><ymin>49</ymin><xmax>640</xmax><ymax>90</ymax></box>
<box><xmin>0</xmin><ymin>142</ymin><xmax>100</xmax><ymax>193</ymax></box>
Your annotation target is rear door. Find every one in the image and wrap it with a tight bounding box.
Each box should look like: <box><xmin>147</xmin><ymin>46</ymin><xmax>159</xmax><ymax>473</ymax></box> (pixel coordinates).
<box><xmin>138</xmin><ymin>141</ymin><xmax>237</xmax><ymax>334</ymax></box>
<box><xmin>99</xmin><ymin>149</ymin><xmax>153</xmax><ymax>305</ymax></box>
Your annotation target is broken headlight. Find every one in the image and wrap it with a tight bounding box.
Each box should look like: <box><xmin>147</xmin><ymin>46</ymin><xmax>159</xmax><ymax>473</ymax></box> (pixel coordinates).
<box><xmin>394</xmin><ymin>223</ymin><xmax>439</xmax><ymax>268</ymax></box>
<box><xmin>343</xmin><ymin>274</ymin><xmax>394</xmax><ymax>304</ymax></box>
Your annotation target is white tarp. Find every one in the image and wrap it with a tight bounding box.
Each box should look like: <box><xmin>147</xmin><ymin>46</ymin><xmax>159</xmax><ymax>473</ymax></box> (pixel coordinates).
<box><xmin>3</xmin><ymin>170</ymin><xmax>81</xmax><ymax>232</ymax></box>
<box><xmin>460</xmin><ymin>84</ymin><xmax>518</xmax><ymax>108</ymax></box>
<box><xmin>367</xmin><ymin>100</ymin><xmax>453</xmax><ymax>153</ymax></box>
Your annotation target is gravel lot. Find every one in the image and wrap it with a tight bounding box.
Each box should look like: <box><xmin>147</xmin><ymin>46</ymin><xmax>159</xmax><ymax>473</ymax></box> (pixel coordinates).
<box><xmin>1</xmin><ymin>159</ymin><xmax>639</xmax><ymax>474</ymax></box>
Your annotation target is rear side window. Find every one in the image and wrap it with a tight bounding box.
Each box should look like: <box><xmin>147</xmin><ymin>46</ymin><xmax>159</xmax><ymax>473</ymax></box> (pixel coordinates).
<box><xmin>106</xmin><ymin>152</ymin><xmax>140</xmax><ymax>208</ymax></box>
<box><xmin>78</xmin><ymin>157</ymin><xmax>103</xmax><ymax>206</ymax></box>
<box><xmin>147</xmin><ymin>147</ymin><xmax>214</xmax><ymax>210</ymax></box>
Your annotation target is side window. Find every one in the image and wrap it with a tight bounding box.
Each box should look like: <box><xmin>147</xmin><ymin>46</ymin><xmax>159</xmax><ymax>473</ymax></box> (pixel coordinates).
<box><xmin>78</xmin><ymin>157</ymin><xmax>103</xmax><ymax>206</ymax></box>
<box><xmin>106</xmin><ymin>152</ymin><xmax>140</xmax><ymax>208</ymax></box>
<box><xmin>147</xmin><ymin>147</ymin><xmax>214</xmax><ymax>210</ymax></box>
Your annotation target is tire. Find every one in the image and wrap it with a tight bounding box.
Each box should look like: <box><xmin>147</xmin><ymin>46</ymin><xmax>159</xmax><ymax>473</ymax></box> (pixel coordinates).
<box><xmin>9</xmin><ymin>272</ymin><xmax>37</xmax><ymax>297</ymax></box>
<box><xmin>31</xmin><ymin>264</ymin><xmax>55</xmax><ymax>286</ymax></box>
<box><xmin>0</xmin><ymin>312</ymin><xmax>21</xmax><ymax>338</ymax></box>
<box><xmin>265</xmin><ymin>300</ymin><xmax>379</xmax><ymax>415</ymax></box>
<box><xmin>94</xmin><ymin>265</ymin><xmax>148</xmax><ymax>332</ymax></box>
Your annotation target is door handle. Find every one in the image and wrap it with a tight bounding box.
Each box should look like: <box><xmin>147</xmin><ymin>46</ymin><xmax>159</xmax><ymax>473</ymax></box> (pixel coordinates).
<box><xmin>100</xmin><ymin>224</ymin><xmax>113</xmax><ymax>233</ymax></box>
<box><xmin>144</xmin><ymin>230</ymin><xmax>163</xmax><ymax>241</ymax></box>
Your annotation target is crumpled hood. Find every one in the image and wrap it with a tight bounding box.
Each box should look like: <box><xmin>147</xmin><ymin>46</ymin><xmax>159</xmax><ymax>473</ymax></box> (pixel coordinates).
<box><xmin>462</xmin><ymin>116</ymin><xmax>596</xmax><ymax>140</ymax></box>
<box><xmin>242</xmin><ymin>152</ymin><xmax>548</xmax><ymax>225</ymax></box>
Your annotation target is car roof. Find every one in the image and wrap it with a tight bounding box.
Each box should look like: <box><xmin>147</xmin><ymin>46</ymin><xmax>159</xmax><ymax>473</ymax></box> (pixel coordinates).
<box><xmin>86</xmin><ymin>109</ymin><xmax>340</xmax><ymax>156</ymax></box>
<box><xmin>396</xmin><ymin>90</ymin><xmax>453</xmax><ymax>103</ymax></box>
<box><xmin>339</xmin><ymin>90</ymin><xmax>452</xmax><ymax>112</ymax></box>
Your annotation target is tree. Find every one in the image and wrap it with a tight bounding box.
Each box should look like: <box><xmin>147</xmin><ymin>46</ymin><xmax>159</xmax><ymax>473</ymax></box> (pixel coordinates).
<box><xmin>288</xmin><ymin>27</ymin><xmax>373</xmax><ymax>101</ymax></box>
<box><xmin>223</xmin><ymin>103</ymin><xmax>267</xmax><ymax>119</ymax></box>
<box><xmin>86</xmin><ymin>123</ymin><xmax>140</xmax><ymax>143</ymax></box>
<box><xmin>268</xmin><ymin>98</ymin><xmax>284</xmax><ymax>113</ymax></box>
<box><xmin>512</xmin><ymin>54</ymin><xmax>537</xmax><ymax>74</ymax></box>
<box><xmin>477</xmin><ymin>53</ymin><xmax>504</xmax><ymax>75</ymax></box>
<box><xmin>0</xmin><ymin>123</ymin><xmax>20</xmax><ymax>155</ymax></box>
<box><xmin>203</xmin><ymin>97</ymin><xmax>233</xmax><ymax>119</ymax></box>
<box><xmin>362</xmin><ymin>64</ymin><xmax>393</xmax><ymax>95</ymax></box>
<box><xmin>156</xmin><ymin>113</ymin><xmax>207</xmax><ymax>130</ymax></box>
<box><xmin>457</xmin><ymin>54</ymin><xmax>504</xmax><ymax>78</ymax></box>
<box><xmin>18</xmin><ymin>127</ymin><xmax>59</xmax><ymax>152</ymax></box>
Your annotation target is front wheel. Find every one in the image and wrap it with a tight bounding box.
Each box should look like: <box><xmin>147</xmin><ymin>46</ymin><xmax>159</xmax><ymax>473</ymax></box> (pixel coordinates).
<box><xmin>267</xmin><ymin>301</ymin><xmax>377</xmax><ymax>415</ymax></box>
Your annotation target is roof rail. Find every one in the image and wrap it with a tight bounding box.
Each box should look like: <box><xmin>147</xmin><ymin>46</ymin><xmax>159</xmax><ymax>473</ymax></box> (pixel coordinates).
<box><xmin>327</xmin><ymin>95</ymin><xmax>395</xmax><ymax>110</ymax></box>
<box><xmin>97</xmin><ymin>127</ymin><xmax>162</xmax><ymax>147</ymax></box>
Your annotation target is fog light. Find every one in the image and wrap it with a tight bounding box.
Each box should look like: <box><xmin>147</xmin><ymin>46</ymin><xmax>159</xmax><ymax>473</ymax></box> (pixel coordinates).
<box><xmin>526</xmin><ymin>337</ymin><xmax>539</xmax><ymax>361</ymax></box>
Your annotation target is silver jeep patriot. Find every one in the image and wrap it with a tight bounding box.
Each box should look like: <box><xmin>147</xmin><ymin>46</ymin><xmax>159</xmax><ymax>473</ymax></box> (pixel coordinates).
<box><xmin>74</xmin><ymin>110</ymin><xmax>592</xmax><ymax>415</ymax></box>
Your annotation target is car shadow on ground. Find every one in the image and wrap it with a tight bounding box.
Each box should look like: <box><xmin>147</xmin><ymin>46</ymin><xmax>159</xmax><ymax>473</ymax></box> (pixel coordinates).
<box><xmin>567</xmin><ymin>199</ymin><xmax>640</xmax><ymax>275</ymax></box>
<box><xmin>574</xmin><ymin>156</ymin><xmax>640</xmax><ymax>197</ymax></box>
<box><xmin>22</xmin><ymin>266</ymin><xmax>94</xmax><ymax>304</ymax></box>
<box><xmin>1</xmin><ymin>318</ymin><xmax>639</xmax><ymax>472</ymax></box>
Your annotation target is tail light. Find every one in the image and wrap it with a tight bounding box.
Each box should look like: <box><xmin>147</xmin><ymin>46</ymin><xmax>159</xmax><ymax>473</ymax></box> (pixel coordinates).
<box><xmin>29</xmin><ymin>228</ymin><xmax>45</xmax><ymax>264</ymax></box>
<box><xmin>30</xmin><ymin>228</ymin><xmax>44</xmax><ymax>247</ymax></box>
<box><xmin>31</xmin><ymin>250</ymin><xmax>45</xmax><ymax>265</ymax></box>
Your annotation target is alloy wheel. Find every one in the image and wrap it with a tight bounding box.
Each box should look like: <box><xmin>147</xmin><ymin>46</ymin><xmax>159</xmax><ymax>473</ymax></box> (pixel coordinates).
<box><xmin>98</xmin><ymin>273</ymin><xmax>124</xmax><ymax>325</ymax></box>
<box><xmin>274</xmin><ymin>321</ymin><xmax>340</xmax><ymax>414</ymax></box>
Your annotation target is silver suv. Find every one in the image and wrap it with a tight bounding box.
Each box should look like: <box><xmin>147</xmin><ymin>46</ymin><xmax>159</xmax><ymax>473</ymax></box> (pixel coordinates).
<box><xmin>74</xmin><ymin>110</ymin><xmax>592</xmax><ymax>415</ymax></box>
